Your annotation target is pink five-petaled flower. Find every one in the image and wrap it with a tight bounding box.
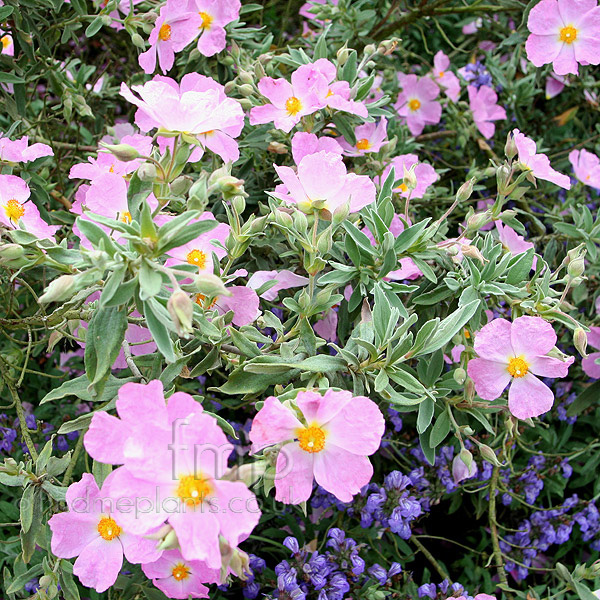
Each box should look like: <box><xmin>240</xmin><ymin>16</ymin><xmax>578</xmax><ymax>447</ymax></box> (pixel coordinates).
<box><xmin>247</xmin><ymin>270</ymin><xmax>309</xmax><ymax>301</ymax></box>
<box><xmin>190</xmin><ymin>0</ymin><xmax>241</xmax><ymax>57</ymax></box>
<box><xmin>142</xmin><ymin>549</ymin><xmax>220</xmax><ymax>599</ymax></box>
<box><xmin>249</xmin><ymin>389</ymin><xmax>385</xmax><ymax>504</ymax></box>
<box><xmin>139</xmin><ymin>0</ymin><xmax>202</xmax><ymax>74</ymax></box>
<box><xmin>195</xmin><ymin>285</ymin><xmax>261</xmax><ymax>327</ymax></box>
<box><xmin>85</xmin><ymin>380</ymin><xmax>261</xmax><ymax>569</ymax></box>
<box><xmin>582</xmin><ymin>326</ymin><xmax>600</xmax><ymax>378</ymax></box>
<box><xmin>569</xmin><ymin>148</ymin><xmax>600</xmax><ymax>190</ymax></box>
<box><xmin>468</xmin><ymin>85</ymin><xmax>506</xmax><ymax>139</ymax></box>
<box><xmin>467</xmin><ymin>316</ymin><xmax>574</xmax><ymax>419</ymax></box>
<box><xmin>291</xmin><ymin>131</ymin><xmax>342</xmax><ymax>164</ymax></box>
<box><xmin>0</xmin><ymin>174</ymin><xmax>58</xmax><ymax>240</ymax></box>
<box><xmin>525</xmin><ymin>0</ymin><xmax>600</xmax><ymax>76</ymax></box>
<box><xmin>432</xmin><ymin>51</ymin><xmax>461</xmax><ymax>102</ymax></box>
<box><xmin>48</xmin><ymin>473</ymin><xmax>161</xmax><ymax>593</ymax></box>
<box><xmin>394</xmin><ymin>74</ymin><xmax>442</xmax><ymax>136</ymax></box>
<box><xmin>273</xmin><ymin>151</ymin><xmax>376</xmax><ymax>214</ymax></box>
<box><xmin>0</xmin><ymin>134</ymin><xmax>53</xmax><ymax>163</ymax></box>
<box><xmin>339</xmin><ymin>118</ymin><xmax>388</xmax><ymax>156</ymax></box>
<box><xmin>380</xmin><ymin>154</ymin><xmax>439</xmax><ymax>199</ymax></box>
<box><xmin>249</xmin><ymin>63</ymin><xmax>329</xmax><ymax>133</ymax></box>
<box><xmin>512</xmin><ymin>129</ymin><xmax>571</xmax><ymax>189</ymax></box>
<box><xmin>495</xmin><ymin>221</ymin><xmax>537</xmax><ymax>268</ymax></box>
<box><xmin>120</xmin><ymin>74</ymin><xmax>244</xmax><ymax>163</ymax></box>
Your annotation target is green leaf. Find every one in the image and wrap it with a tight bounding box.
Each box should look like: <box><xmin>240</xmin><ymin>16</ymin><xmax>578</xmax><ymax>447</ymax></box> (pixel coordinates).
<box><xmin>85</xmin><ymin>14</ymin><xmax>105</xmax><ymax>37</ymax></box>
<box><xmin>6</xmin><ymin>564</ymin><xmax>44</xmax><ymax>594</ymax></box>
<box><xmin>20</xmin><ymin>486</ymin><xmax>35</xmax><ymax>533</ymax></box>
<box><xmin>567</xmin><ymin>380</ymin><xmax>600</xmax><ymax>416</ymax></box>
<box><xmin>143</xmin><ymin>298</ymin><xmax>177</xmax><ymax>363</ymax></box>
<box><xmin>0</xmin><ymin>72</ymin><xmax>25</xmax><ymax>84</ymax></box>
<box><xmin>41</xmin><ymin>374</ymin><xmax>136</xmax><ymax>405</ymax></box>
<box><xmin>139</xmin><ymin>259</ymin><xmax>163</xmax><ymax>300</ymax></box>
<box><xmin>341</xmin><ymin>50</ymin><xmax>357</xmax><ymax>82</ymax></box>
<box><xmin>429</xmin><ymin>409</ymin><xmax>451</xmax><ymax>447</ymax></box>
<box><xmin>417</xmin><ymin>397</ymin><xmax>435</xmax><ymax>434</ymax></box>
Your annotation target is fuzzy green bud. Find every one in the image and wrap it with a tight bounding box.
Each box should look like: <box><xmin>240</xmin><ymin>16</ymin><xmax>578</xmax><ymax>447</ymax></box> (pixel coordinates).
<box><xmin>238</xmin><ymin>83</ymin><xmax>254</xmax><ymax>97</ymax></box>
<box><xmin>478</xmin><ymin>443</ymin><xmax>503</xmax><ymax>467</ymax></box>
<box><xmin>336</xmin><ymin>47</ymin><xmax>350</xmax><ymax>66</ymax></box>
<box><xmin>99</xmin><ymin>142</ymin><xmax>140</xmax><ymax>162</ymax></box>
<box><xmin>574</xmin><ymin>327</ymin><xmax>588</xmax><ymax>358</ymax></box>
<box><xmin>568</xmin><ymin>256</ymin><xmax>585</xmax><ymax>278</ymax></box>
<box><xmin>131</xmin><ymin>33</ymin><xmax>145</xmax><ymax>49</ymax></box>
<box><xmin>167</xmin><ymin>290</ymin><xmax>194</xmax><ymax>338</ymax></box>
<box><xmin>456</xmin><ymin>177</ymin><xmax>475</xmax><ymax>202</ymax></box>
<box><xmin>505</xmin><ymin>132</ymin><xmax>518</xmax><ymax>160</ymax></box>
<box><xmin>39</xmin><ymin>275</ymin><xmax>77</xmax><ymax>304</ymax></box>
<box><xmin>453</xmin><ymin>367</ymin><xmax>467</xmax><ymax>385</ymax></box>
<box><xmin>138</xmin><ymin>162</ymin><xmax>158</xmax><ymax>182</ymax></box>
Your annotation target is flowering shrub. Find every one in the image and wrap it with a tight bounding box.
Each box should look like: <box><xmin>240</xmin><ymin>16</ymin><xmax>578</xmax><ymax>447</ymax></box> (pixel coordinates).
<box><xmin>2</xmin><ymin>0</ymin><xmax>600</xmax><ymax>599</ymax></box>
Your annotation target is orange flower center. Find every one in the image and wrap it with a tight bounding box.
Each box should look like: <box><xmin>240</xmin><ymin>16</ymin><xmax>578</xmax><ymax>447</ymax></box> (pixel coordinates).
<box><xmin>199</xmin><ymin>11</ymin><xmax>213</xmax><ymax>30</ymax></box>
<box><xmin>186</xmin><ymin>248</ymin><xmax>207</xmax><ymax>269</ymax></box>
<box><xmin>559</xmin><ymin>25</ymin><xmax>577</xmax><ymax>44</ymax></box>
<box><xmin>176</xmin><ymin>474</ymin><xmax>213</xmax><ymax>506</ymax></box>
<box><xmin>171</xmin><ymin>563</ymin><xmax>191</xmax><ymax>581</ymax></box>
<box><xmin>4</xmin><ymin>199</ymin><xmax>25</xmax><ymax>222</ymax></box>
<box><xmin>297</xmin><ymin>425</ymin><xmax>326</xmax><ymax>453</ymax></box>
<box><xmin>194</xmin><ymin>293</ymin><xmax>218</xmax><ymax>309</ymax></box>
<box><xmin>97</xmin><ymin>517</ymin><xmax>121</xmax><ymax>541</ymax></box>
<box><xmin>159</xmin><ymin>23</ymin><xmax>172</xmax><ymax>41</ymax></box>
<box><xmin>438</xmin><ymin>71</ymin><xmax>445</xmax><ymax>77</ymax></box>
<box><xmin>507</xmin><ymin>356</ymin><xmax>529</xmax><ymax>379</ymax></box>
<box><xmin>408</xmin><ymin>98</ymin><xmax>421</xmax><ymax>112</ymax></box>
<box><xmin>1</xmin><ymin>35</ymin><xmax>10</xmax><ymax>50</ymax></box>
<box><xmin>356</xmin><ymin>138</ymin><xmax>371</xmax><ymax>151</ymax></box>
<box><xmin>119</xmin><ymin>211</ymin><xmax>132</xmax><ymax>224</ymax></box>
<box><xmin>285</xmin><ymin>96</ymin><xmax>302</xmax><ymax>116</ymax></box>
<box><xmin>397</xmin><ymin>183</ymin><xmax>408</xmax><ymax>193</ymax></box>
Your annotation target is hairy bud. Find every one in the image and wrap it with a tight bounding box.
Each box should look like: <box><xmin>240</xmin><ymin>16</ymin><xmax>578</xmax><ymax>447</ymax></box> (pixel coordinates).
<box><xmin>39</xmin><ymin>275</ymin><xmax>77</xmax><ymax>304</ymax></box>
<box><xmin>167</xmin><ymin>290</ymin><xmax>194</xmax><ymax>338</ymax></box>
<box><xmin>99</xmin><ymin>142</ymin><xmax>140</xmax><ymax>162</ymax></box>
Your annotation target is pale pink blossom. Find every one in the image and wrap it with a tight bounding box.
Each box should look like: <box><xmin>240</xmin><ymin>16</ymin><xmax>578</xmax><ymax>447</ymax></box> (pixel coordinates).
<box><xmin>525</xmin><ymin>0</ymin><xmax>600</xmax><ymax>76</ymax></box>
<box><xmin>139</xmin><ymin>1</ymin><xmax>202</xmax><ymax>74</ymax></box>
<box><xmin>545</xmin><ymin>73</ymin><xmax>567</xmax><ymax>99</ymax></box>
<box><xmin>142</xmin><ymin>549</ymin><xmax>220</xmax><ymax>599</ymax></box>
<box><xmin>291</xmin><ymin>131</ymin><xmax>342</xmax><ymax>164</ymax></box>
<box><xmin>273</xmin><ymin>151</ymin><xmax>376</xmax><ymax>214</ymax></box>
<box><xmin>314</xmin><ymin>308</ymin><xmax>338</xmax><ymax>342</ymax></box>
<box><xmin>0</xmin><ymin>135</ymin><xmax>53</xmax><ymax>163</ymax></box>
<box><xmin>190</xmin><ymin>0</ymin><xmax>241</xmax><ymax>57</ymax></box>
<box><xmin>512</xmin><ymin>129</ymin><xmax>571</xmax><ymax>189</ymax></box>
<box><xmin>468</xmin><ymin>85</ymin><xmax>506</xmax><ymax>139</ymax></box>
<box><xmin>120</xmin><ymin>74</ymin><xmax>244</xmax><ymax>162</ymax></box>
<box><xmin>467</xmin><ymin>316</ymin><xmax>574</xmax><ymax>419</ymax></box>
<box><xmin>49</xmin><ymin>474</ymin><xmax>161</xmax><ymax>592</ymax></box>
<box><xmin>432</xmin><ymin>51</ymin><xmax>461</xmax><ymax>102</ymax></box>
<box><xmin>380</xmin><ymin>154</ymin><xmax>439</xmax><ymax>199</ymax></box>
<box><xmin>312</xmin><ymin>58</ymin><xmax>368</xmax><ymax>117</ymax></box>
<box><xmin>582</xmin><ymin>327</ymin><xmax>600</xmax><ymax>378</ymax></box>
<box><xmin>452</xmin><ymin>452</ymin><xmax>478</xmax><ymax>484</ymax></box>
<box><xmin>394</xmin><ymin>74</ymin><xmax>442</xmax><ymax>136</ymax></box>
<box><xmin>0</xmin><ymin>30</ymin><xmax>13</xmax><ymax>56</ymax></box>
<box><xmin>0</xmin><ymin>174</ymin><xmax>58</xmax><ymax>239</ymax></box>
<box><xmin>249</xmin><ymin>389</ymin><xmax>385</xmax><ymax>503</ymax></box>
<box><xmin>569</xmin><ymin>148</ymin><xmax>600</xmax><ymax>189</ymax></box>
<box><xmin>247</xmin><ymin>270</ymin><xmax>309</xmax><ymax>301</ymax></box>
<box><xmin>339</xmin><ymin>118</ymin><xmax>388</xmax><ymax>156</ymax></box>
<box><xmin>495</xmin><ymin>221</ymin><xmax>537</xmax><ymax>268</ymax></box>
<box><xmin>205</xmin><ymin>285</ymin><xmax>261</xmax><ymax>326</ymax></box>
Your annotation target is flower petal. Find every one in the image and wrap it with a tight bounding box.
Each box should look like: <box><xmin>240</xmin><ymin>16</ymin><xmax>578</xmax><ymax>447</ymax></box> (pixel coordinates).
<box><xmin>508</xmin><ymin>373</ymin><xmax>554</xmax><ymax>419</ymax></box>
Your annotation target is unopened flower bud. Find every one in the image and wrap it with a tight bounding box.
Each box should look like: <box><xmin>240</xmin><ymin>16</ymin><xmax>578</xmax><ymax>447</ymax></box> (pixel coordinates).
<box><xmin>364</xmin><ymin>44</ymin><xmax>376</xmax><ymax>56</ymax></box>
<box><xmin>452</xmin><ymin>449</ymin><xmax>477</xmax><ymax>484</ymax></box>
<box><xmin>99</xmin><ymin>142</ymin><xmax>140</xmax><ymax>162</ymax></box>
<box><xmin>336</xmin><ymin>47</ymin><xmax>350</xmax><ymax>66</ymax></box>
<box><xmin>224</xmin><ymin>81</ymin><xmax>236</xmax><ymax>94</ymax></box>
<box><xmin>216</xmin><ymin>176</ymin><xmax>246</xmax><ymax>198</ymax></box>
<box><xmin>138</xmin><ymin>162</ymin><xmax>158</xmax><ymax>182</ymax></box>
<box><xmin>231</xmin><ymin>194</ymin><xmax>246</xmax><ymax>214</ymax></box>
<box><xmin>0</xmin><ymin>243</ymin><xmax>25</xmax><ymax>261</ymax></box>
<box><xmin>274</xmin><ymin>209</ymin><xmax>293</xmax><ymax>228</ymax></box>
<box><xmin>461</xmin><ymin>244</ymin><xmax>487</xmax><ymax>264</ymax></box>
<box><xmin>478</xmin><ymin>443</ymin><xmax>503</xmax><ymax>467</ymax></box>
<box><xmin>167</xmin><ymin>290</ymin><xmax>194</xmax><ymax>338</ymax></box>
<box><xmin>402</xmin><ymin>164</ymin><xmax>418</xmax><ymax>191</ymax></box>
<box><xmin>170</xmin><ymin>176</ymin><xmax>191</xmax><ymax>197</ymax></box>
<box><xmin>574</xmin><ymin>327</ymin><xmax>588</xmax><ymax>358</ymax></box>
<box><xmin>194</xmin><ymin>273</ymin><xmax>230</xmax><ymax>297</ymax></box>
<box><xmin>456</xmin><ymin>177</ymin><xmax>475</xmax><ymax>202</ymax></box>
<box><xmin>567</xmin><ymin>256</ymin><xmax>585</xmax><ymax>278</ymax></box>
<box><xmin>39</xmin><ymin>275</ymin><xmax>77</xmax><ymax>304</ymax></box>
<box><xmin>238</xmin><ymin>98</ymin><xmax>253</xmax><ymax>111</ymax></box>
<box><xmin>466</xmin><ymin>210</ymin><xmax>492</xmax><ymax>232</ymax></box>
<box><xmin>496</xmin><ymin>163</ymin><xmax>512</xmax><ymax>191</ymax></box>
<box><xmin>505</xmin><ymin>132</ymin><xmax>518</xmax><ymax>160</ymax></box>
<box><xmin>332</xmin><ymin>202</ymin><xmax>350</xmax><ymax>225</ymax></box>
<box><xmin>238</xmin><ymin>83</ymin><xmax>254</xmax><ymax>97</ymax></box>
<box><xmin>157</xmin><ymin>528</ymin><xmax>180</xmax><ymax>550</ymax></box>
<box><xmin>39</xmin><ymin>575</ymin><xmax>53</xmax><ymax>590</ymax></box>
<box><xmin>238</xmin><ymin>70</ymin><xmax>254</xmax><ymax>85</ymax></box>
<box><xmin>377</xmin><ymin>40</ymin><xmax>397</xmax><ymax>55</ymax></box>
<box><xmin>267</xmin><ymin>141</ymin><xmax>288</xmax><ymax>154</ymax></box>
<box><xmin>453</xmin><ymin>367</ymin><xmax>467</xmax><ymax>385</ymax></box>
<box><xmin>131</xmin><ymin>33</ymin><xmax>145</xmax><ymax>49</ymax></box>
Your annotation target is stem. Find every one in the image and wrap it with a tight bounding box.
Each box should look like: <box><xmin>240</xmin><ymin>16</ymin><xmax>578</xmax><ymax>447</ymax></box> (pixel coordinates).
<box><xmin>410</xmin><ymin>535</ymin><xmax>452</xmax><ymax>583</ymax></box>
<box><xmin>122</xmin><ymin>339</ymin><xmax>147</xmax><ymax>383</ymax></box>
<box><xmin>62</xmin><ymin>434</ymin><xmax>84</xmax><ymax>486</ymax></box>
<box><xmin>489</xmin><ymin>466</ymin><xmax>513</xmax><ymax>599</ymax></box>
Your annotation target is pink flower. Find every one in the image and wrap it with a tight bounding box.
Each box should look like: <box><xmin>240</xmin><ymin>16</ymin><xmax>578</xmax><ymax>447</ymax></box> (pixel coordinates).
<box><xmin>545</xmin><ymin>73</ymin><xmax>567</xmax><ymax>99</ymax></box>
<box><xmin>291</xmin><ymin>131</ymin><xmax>342</xmax><ymax>164</ymax></box>
<box><xmin>339</xmin><ymin>118</ymin><xmax>388</xmax><ymax>156</ymax></box>
<box><xmin>120</xmin><ymin>74</ymin><xmax>244</xmax><ymax>162</ymax></box>
<box><xmin>432</xmin><ymin>51</ymin><xmax>461</xmax><ymax>102</ymax></box>
<box><xmin>582</xmin><ymin>326</ymin><xmax>600</xmax><ymax>378</ymax></box>
<box><xmin>495</xmin><ymin>221</ymin><xmax>537</xmax><ymax>268</ymax></box>
<box><xmin>525</xmin><ymin>0</ymin><xmax>600</xmax><ymax>76</ymax></box>
<box><xmin>311</xmin><ymin>59</ymin><xmax>368</xmax><ymax>117</ymax></box>
<box><xmin>249</xmin><ymin>63</ymin><xmax>329</xmax><ymax>133</ymax></box>
<box><xmin>462</xmin><ymin>19</ymin><xmax>482</xmax><ymax>34</ymax></box>
<box><xmin>273</xmin><ymin>151</ymin><xmax>376</xmax><ymax>214</ymax></box>
<box><xmin>139</xmin><ymin>1</ymin><xmax>202</xmax><ymax>74</ymax></box>
<box><xmin>165</xmin><ymin>213</ymin><xmax>230</xmax><ymax>274</ymax></box>
<box><xmin>49</xmin><ymin>473</ymin><xmax>161</xmax><ymax>592</ymax></box>
<box><xmin>394</xmin><ymin>74</ymin><xmax>442</xmax><ymax>136</ymax></box>
<box><xmin>512</xmin><ymin>129</ymin><xmax>571</xmax><ymax>189</ymax></box>
<box><xmin>300</xmin><ymin>0</ymin><xmax>339</xmax><ymax>22</ymax></box>
<box><xmin>452</xmin><ymin>451</ymin><xmax>478</xmax><ymax>484</ymax></box>
<box><xmin>314</xmin><ymin>308</ymin><xmax>338</xmax><ymax>342</ymax></box>
<box><xmin>569</xmin><ymin>148</ymin><xmax>600</xmax><ymax>189</ymax></box>
<box><xmin>468</xmin><ymin>85</ymin><xmax>506</xmax><ymax>139</ymax></box>
<box><xmin>247</xmin><ymin>270</ymin><xmax>309</xmax><ymax>301</ymax></box>
<box><xmin>467</xmin><ymin>316</ymin><xmax>574</xmax><ymax>419</ymax></box>
<box><xmin>190</xmin><ymin>0</ymin><xmax>241</xmax><ymax>57</ymax></box>
<box><xmin>0</xmin><ymin>135</ymin><xmax>53</xmax><ymax>162</ymax></box>
<box><xmin>0</xmin><ymin>174</ymin><xmax>59</xmax><ymax>239</ymax></box>
<box><xmin>249</xmin><ymin>389</ymin><xmax>385</xmax><ymax>503</ymax></box>
<box><xmin>86</xmin><ymin>380</ymin><xmax>261</xmax><ymax>569</ymax></box>
<box><xmin>1</xmin><ymin>30</ymin><xmax>13</xmax><ymax>56</ymax></box>
<box><xmin>142</xmin><ymin>549</ymin><xmax>220</xmax><ymax>599</ymax></box>
<box><xmin>196</xmin><ymin>285</ymin><xmax>261</xmax><ymax>327</ymax></box>
<box><xmin>381</xmin><ymin>154</ymin><xmax>439</xmax><ymax>199</ymax></box>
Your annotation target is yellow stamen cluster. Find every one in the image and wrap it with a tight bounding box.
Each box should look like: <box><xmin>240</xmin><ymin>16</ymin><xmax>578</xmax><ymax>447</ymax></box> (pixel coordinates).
<box><xmin>355</xmin><ymin>138</ymin><xmax>371</xmax><ymax>151</ymax></box>
<box><xmin>199</xmin><ymin>11</ymin><xmax>213</xmax><ymax>30</ymax></box>
<box><xmin>559</xmin><ymin>25</ymin><xmax>577</xmax><ymax>44</ymax></box>
<box><xmin>408</xmin><ymin>98</ymin><xmax>421</xmax><ymax>112</ymax></box>
<box><xmin>159</xmin><ymin>23</ymin><xmax>172</xmax><ymax>41</ymax></box>
<box><xmin>4</xmin><ymin>199</ymin><xmax>25</xmax><ymax>222</ymax></box>
<box><xmin>507</xmin><ymin>356</ymin><xmax>529</xmax><ymax>378</ymax></box>
<box><xmin>1</xmin><ymin>35</ymin><xmax>11</xmax><ymax>50</ymax></box>
<box><xmin>285</xmin><ymin>96</ymin><xmax>302</xmax><ymax>116</ymax></box>
<box><xmin>194</xmin><ymin>293</ymin><xmax>218</xmax><ymax>309</ymax></box>
<box><xmin>120</xmin><ymin>211</ymin><xmax>132</xmax><ymax>224</ymax></box>
<box><xmin>297</xmin><ymin>425</ymin><xmax>326</xmax><ymax>453</ymax></box>
<box><xmin>186</xmin><ymin>249</ymin><xmax>207</xmax><ymax>269</ymax></box>
<box><xmin>97</xmin><ymin>517</ymin><xmax>121</xmax><ymax>541</ymax></box>
<box><xmin>172</xmin><ymin>563</ymin><xmax>191</xmax><ymax>581</ymax></box>
<box><xmin>176</xmin><ymin>474</ymin><xmax>213</xmax><ymax>506</ymax></box>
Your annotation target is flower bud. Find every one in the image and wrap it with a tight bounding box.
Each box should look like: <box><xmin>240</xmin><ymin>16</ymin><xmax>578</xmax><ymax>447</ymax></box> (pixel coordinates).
<box><xmin>274</xmin><ymin>208</ymin><xmax>294</xmax><ymax>228</ymax></box>
<box><xmin>194</xmin><ymin>273</ymin><xmax>230</xmax><ymax>297</ymax></box>
<box><xmin>238</xmin><ymin>98</ymin><xmax>253</xmax><ymax>111</ymax></box>
<box><xmin>456</xmin><ymin>177</ymin><xmax>475</xmax><ymax>202</ymax></box>
<box><xmin>461</xmin><ymin>244</ymin><xmax>487</xmax><ymax>264</ymax></box>
<box><xmin>332</xmin><ymin>202</ymin><xmax>350</xmax><ymax>225</ymax></box>
<box><xmin>574</xmin><ymin>327</ymin><xmax>588</xmax><ymax>358</ymax></box>
<box><xmin>466</xmin><ymin>210</ymin><xmax>492</xmax><ymax>233</ymax></box>
<box><xmin>505</xmin><ymin>132</ymin><xmax>517</xmax><ymax>160</ymax></box>
<box><xmin>267</xmin><ymin>141</ymin><xmax>288</xmax><ymax>154</ymax></box>
<box><xmin>496</xmin><ymin>163</ymin><xmax>512</xmax><ymax>191</ymax></box>
<box><xmin>364</xmin><ymin>44</ymin><xmax>376</xmax><ymax>56</ymax></box>
<box><xmin>39</xmin><ymin>575</ymin><xmax>53</xmax><ymax>590</ymax></box>
<box><xmin>452</xmin><ymin>449</ymin><xmax>477</xmax><ymax>484</ymax></box>
<box><xmin>478</xmin><ymin>443</ymin><xmax>503</xmax><ymax>467</ymax></box>
<box><xmin>157</xmin><ymin>528</ymin><xmax>180</xmax><ymax>550</ymax></box>
<box><xmin>137</xmin><ymin>162</ymin><xmax>158</xmax><ymax>182</ymax></box>
<box><xmin>567</xmin><ymin>256</ymin><xmax>585</xmax><ymax>278</ymax></box>
<box><xmin>99</xmin><ymin>142</ymin><xmax>140</xmax><ymax>162</ymax></box>
<box><xmin>224</xmin><ymin>81</ymin><xmax>236</xmax><ymax>94</ymax></box>
<box><xmin>453</xmin><ymin>367</ymin><xmax>466</xmax><ymax>385</ymax></box>
<box><xmin>131</xmin><ymin>33</ymin><xmax>145</xmax><ymax>49</ymax></box>
<box><xmin>170</xmin><ymin>176</ymin><xmax>191</xmax><ymax>196</ymax></box>
<box><xmin>238</xmin><ymin>83</ymin><xmax>254</xmax><ymax>97</ymax></box>
<box><xmin>238</xmin><ymin>70</ymin><xmax>254</xmax><ymax>85</ymax></box>
<box><xmin>167</xmin><ymin>290</ymin><xmax>194</xmax><ymax>338</ymax></box>
<box><xmin>0</xmin><ymin>243</ymin><xmax>25</xmax><ymax>261</ymax></box>
<box><xmin>231</xmin><ymin>194</ymin><xmax>246</xmax><ymax>214</ymax></box>
<box><xmin>377</xmin><ymin>39</ymin><xmax>397</xmax><ymax>55</ymax></box>
<box><xmin>402</xmin><ymin>164</ymin><xmax>418</xmax><ymax>191</ymax></box>
<box><xmin>39</xmin><ymin>275</ymin><xmax>77</xmax><ymax>304</ymax></box>
<box><xmin>336</xmin><ymin>47</ymin><xmax>350</xmax><ymax>66</ymax></box>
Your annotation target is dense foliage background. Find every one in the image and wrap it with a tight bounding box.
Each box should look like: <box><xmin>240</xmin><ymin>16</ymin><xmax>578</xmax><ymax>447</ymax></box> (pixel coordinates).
<box><xmin>1</xmin><ymin>0</ymin><xmax>600</xmax><ymax>599</ymax></box>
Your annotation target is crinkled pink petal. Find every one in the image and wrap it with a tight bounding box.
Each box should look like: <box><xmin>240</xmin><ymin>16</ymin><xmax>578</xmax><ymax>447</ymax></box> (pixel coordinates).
<box><xmin>467</xmin><ymin>358</ymin><xmax>512</xmax><ymax>400</ymax></box>
<box><xmin>73</xmin><ymin>536</ymin><xmax>124</xmax><ymax>593</ymax></box>
<box><xmin>473</xmin><ymin>318</ymin><xmax>513</xmax><ymax>362</ymax></box>
<box><xmin>274</xmin><ymin>443</ymin><xmax>315</xmax><ymax>504</ymax></box>
<box><xmin>528</xmin><ymin>354</ymin><xmax>574</xmax><ymax>378</ymax></box>
<box><xmin>508</xmin><ymin>373</ymin><xmax>554</xmax><ymax>419</ymax></box>
<box><xmin>249</xmin><ymin>396</ymin><xmax>303</xmax><ymax>453</ymax></box>
<box><xmin>510</xmin><ymin>316</ymin><xmax>556</xmax><ymax>359</ymax></box>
